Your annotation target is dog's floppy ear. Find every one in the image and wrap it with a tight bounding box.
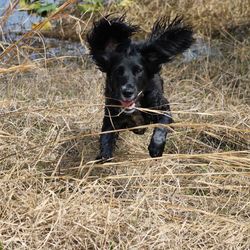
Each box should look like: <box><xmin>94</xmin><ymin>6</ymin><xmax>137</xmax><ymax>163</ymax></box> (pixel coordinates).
<box><xmin>87</xmin><ymin>15</ymin><xmax>139</xmax><ymax>72</ymax></box>
<box><xmin>141</xmin><ymin>16</ymin><xmax>193</xmax><ymax>73</ymax></box>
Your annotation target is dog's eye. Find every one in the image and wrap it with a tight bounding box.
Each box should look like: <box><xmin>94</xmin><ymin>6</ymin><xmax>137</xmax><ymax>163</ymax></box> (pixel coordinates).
<box><xmin>116</xmin><ymin>66</ymin><xmax>124</xmax><ymax>76</ymax></box>
<box><xmin>133</xmin><ymin>66</ymin><xmax>142</xmax><ymax>75</ymax></box>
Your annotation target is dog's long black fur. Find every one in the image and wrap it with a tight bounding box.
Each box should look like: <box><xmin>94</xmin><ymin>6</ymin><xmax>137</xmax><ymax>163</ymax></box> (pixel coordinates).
<box><xmin>87</xmin><ymin>15</ymin><xmax>193</xmax><ymax>161</ymax></box>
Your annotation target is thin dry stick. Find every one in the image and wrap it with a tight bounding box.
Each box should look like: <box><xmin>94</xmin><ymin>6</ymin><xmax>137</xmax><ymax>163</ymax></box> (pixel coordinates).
<box><xmin>0</xmin><ymin>64</ymin><xmax>37</xmax><ymax>74</ymax></box>
<box><xmin>59</xmin><ymin>122</ymin><xmax>250</xmax><ymax>143</ymax></box>
<box><xmin>86</xmin><ymin>150</ymin><xmax>250</xmax><ymax>166</ymax></box>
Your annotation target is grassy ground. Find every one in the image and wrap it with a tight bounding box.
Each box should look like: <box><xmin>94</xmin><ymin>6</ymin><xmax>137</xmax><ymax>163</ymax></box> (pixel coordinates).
<box><xmin>0</xmin><ymin>0</ymin><xmax>250</xmax><ymax>249</ymax></box>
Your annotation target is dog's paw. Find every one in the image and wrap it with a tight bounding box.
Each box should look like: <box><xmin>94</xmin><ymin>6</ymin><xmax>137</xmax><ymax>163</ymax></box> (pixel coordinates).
<box><xmin>148</xmin><ymin>141</ymin><xmax>165</xmax><ymax>158</ymax></box>
<box><xmin>95</xmin><ymin>152</ymin><xmax>113</xmax><ymax>163</ymax></box>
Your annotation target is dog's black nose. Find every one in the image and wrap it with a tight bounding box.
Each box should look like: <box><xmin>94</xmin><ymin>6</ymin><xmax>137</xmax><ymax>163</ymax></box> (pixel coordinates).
<box><xmin>122</xmin><ymin>88</ymin><xmax>134</xmax><ymax>99</ymax></box>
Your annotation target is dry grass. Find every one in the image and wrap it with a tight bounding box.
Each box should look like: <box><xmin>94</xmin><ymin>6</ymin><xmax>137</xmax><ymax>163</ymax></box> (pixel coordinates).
<box><xmin>0</xmin><ymin>0</ymin><xmax>250</xmax><ymax>249</ymax></box>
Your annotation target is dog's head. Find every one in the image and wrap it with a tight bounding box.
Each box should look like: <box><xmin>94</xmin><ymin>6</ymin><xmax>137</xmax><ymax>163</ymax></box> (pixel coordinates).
<box><xmin>87</xmin><ymin>15</ymin><xmax>193</xmax><ymax>113</ymax></box>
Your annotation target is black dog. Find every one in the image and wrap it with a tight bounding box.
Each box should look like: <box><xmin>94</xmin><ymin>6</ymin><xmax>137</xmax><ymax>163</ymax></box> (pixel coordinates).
<box><xmin>87</xmin><ymin>15</ymin><xmax>193</xmax><ymax>161</ymax></box>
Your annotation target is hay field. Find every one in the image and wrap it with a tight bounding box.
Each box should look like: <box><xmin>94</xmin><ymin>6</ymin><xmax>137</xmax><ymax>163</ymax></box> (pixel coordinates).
<box><xmin>0</xmin><ymin>0</ymin><xmax>250</xmax><ymax>249</ymax></box>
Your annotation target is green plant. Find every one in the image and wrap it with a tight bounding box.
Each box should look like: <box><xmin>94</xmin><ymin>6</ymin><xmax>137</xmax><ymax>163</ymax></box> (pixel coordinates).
<box><xmin>19</xmin><ymin>0</ymin><xmax>58</xmax><ymax>17</ymax></box>
<box><xmin>77</xmin><ymin>0</ymin><xmax>103</xmax><ymax>13</ymax></box>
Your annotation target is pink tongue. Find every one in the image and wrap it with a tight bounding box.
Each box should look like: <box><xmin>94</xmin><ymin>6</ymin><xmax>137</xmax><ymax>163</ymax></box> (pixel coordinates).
<box><xmin>120</xmin><ymin>100</ymin><xmax>134</xmax><ymax>108</ymax></box>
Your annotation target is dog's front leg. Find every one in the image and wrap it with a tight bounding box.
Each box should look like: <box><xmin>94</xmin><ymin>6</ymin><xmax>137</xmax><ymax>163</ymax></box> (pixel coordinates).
<box><xmin>96</xmin><ymin>116</ymin><xmax>118</xmax><ymax>162</ymax></box>
<box><xmin>148</xmin><ymin>99</ymin><xmax>173</xmax><ymax>158</ymax></box>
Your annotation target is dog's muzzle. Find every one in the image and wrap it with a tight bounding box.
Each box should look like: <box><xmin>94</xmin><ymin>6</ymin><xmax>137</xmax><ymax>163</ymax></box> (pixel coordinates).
<box><xmin>120</xmin><ymin>100</ymin><xmax>136</xmax><ymax>114</ymax></box>
<box><xmin>120</xmin><ymin>91</ymin><xmax>144</xmax><ymax>114</ymax></box>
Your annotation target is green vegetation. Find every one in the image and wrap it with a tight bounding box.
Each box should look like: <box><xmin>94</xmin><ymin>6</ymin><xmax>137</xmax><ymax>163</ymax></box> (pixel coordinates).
<box><xmin>77</xmin><ymin>0</ymin><xmax>103</xmax><ymax>13</ymax></box>
<box><xmin>19</xmin><ymin>0</ymin><xmax>58</xmax><ymax>16</ymax></box>
<box><xmin>19</xmin><ymin>0</ymin><xmax>134</xmax><ymax>16</ymax></box>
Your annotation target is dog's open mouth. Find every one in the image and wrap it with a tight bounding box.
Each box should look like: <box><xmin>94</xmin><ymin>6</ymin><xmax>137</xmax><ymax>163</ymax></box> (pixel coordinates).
<box><xmin>120</xmin><ymin>100</ymin><xmax>136</xmax><ymax>113</ymax></box>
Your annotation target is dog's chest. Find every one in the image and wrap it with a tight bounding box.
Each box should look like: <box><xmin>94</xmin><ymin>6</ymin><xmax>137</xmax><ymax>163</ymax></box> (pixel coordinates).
<box><xmin>125</xmin><ymin>110</ymin><xmax>145</xmax><ymax>127</ymax></box>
